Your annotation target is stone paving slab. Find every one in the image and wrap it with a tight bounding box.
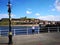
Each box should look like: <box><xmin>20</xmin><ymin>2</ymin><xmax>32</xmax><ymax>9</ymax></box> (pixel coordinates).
<box><xmin>0</xmin><ymin>32</ymin><xmax>60</xmax><ymax>45</ymax></box>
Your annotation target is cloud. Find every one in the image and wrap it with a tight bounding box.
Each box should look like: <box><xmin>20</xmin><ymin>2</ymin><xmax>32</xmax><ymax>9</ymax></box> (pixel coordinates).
<box><xmin>26</xmin><ymin>10</ymin><xmax>32</xmax><ymax>14</ymax></box>
<box><xmin>54</xmin><ymin>0</ymin><xmax>60</xmax><ymax>11</ymax></box>
<box><xmin>27</xmin><ymin>8</ymin><xmax>32</xmax><ymax>10</ymax></box>
<box><xmin>51</xmin><ymin>8</ymin><xmax>56</xmax><ymax>11</ymax></box>
<box><xmin>35</xmin><ymin>13</ymin><xmax>40</xmax><ymax>16</ymax></box>
<box><xmin>37</xmin><ymin>15</ymin><xmax>60</xmax><ymax>21</ymax></box>
<box><xmin>0</xmin><ymin>14</ymin><xmax>15</xmax><ymax>19</ymax></box>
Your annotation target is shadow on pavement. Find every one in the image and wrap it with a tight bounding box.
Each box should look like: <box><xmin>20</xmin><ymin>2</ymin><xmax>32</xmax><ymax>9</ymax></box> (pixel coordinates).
<box><xmin>0</xmin><ymin>43</ymin><xmax>13</xmax><ymax>45</ymax></box>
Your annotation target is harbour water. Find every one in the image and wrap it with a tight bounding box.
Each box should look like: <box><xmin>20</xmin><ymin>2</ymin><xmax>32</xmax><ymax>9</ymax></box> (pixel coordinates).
<box><xmin>0</xmin><ymin>26</ymin><xmax>39</xmax><ymax>36</ymax></box>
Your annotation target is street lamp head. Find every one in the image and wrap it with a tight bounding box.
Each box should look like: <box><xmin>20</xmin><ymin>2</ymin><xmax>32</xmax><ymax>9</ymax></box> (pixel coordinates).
<box><xmin>8</xmin><ymin>0</ymin><xmax>10</xmax><ymax>4</ymax></box>
<box><xmin>7</xmin><ymin>0</ymin><xmax>11</xmax><ymax>13</ymax></box>
<box><xmin>8</xmin><ymin>0</ymin><xmax>11</xmax><ymax>6</ymax></box>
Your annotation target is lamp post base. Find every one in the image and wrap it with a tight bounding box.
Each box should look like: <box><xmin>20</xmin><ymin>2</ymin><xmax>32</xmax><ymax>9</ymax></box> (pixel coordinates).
<box><xmin>8</xmin><ymin>35</ymin><xmax>13</xmax><ymax>44</ymax></box>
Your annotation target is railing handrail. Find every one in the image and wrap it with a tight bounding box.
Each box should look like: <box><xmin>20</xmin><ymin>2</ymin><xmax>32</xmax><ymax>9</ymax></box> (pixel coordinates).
<box><xmin>45</xmin><ymin>27</ymin><xmax>60</xmax><ymax>28</ymax></box>
<box><xmin>0</xmin><ymin>27</ymin><xmax>60</xmax><ymax>36</ymax></box>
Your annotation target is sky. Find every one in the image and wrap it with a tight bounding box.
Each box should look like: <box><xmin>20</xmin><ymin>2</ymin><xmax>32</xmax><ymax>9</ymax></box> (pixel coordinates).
<box><xmin>0</xmin><ymin>0</ymin><xmax>60</xmax><ymax>21</ymax></box>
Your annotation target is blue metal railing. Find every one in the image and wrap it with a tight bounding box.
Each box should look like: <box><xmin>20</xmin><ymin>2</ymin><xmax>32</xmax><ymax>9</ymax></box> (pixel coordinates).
<box><xmin>0</xmin><ymin>28</ymin><xmax>40</xmax><ymax>36</ymax></box>
<box><xmin>0</xmin><ymin>27</ymin><xmax>60</xmax><ymax>36</ymax></box>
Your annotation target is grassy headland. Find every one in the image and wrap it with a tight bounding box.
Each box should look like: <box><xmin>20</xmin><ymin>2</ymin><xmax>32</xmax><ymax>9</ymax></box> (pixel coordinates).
<box><xmin>0</xmin><ymin>17</ymin><xmax>39</xmax><ymax>26</ymax></box>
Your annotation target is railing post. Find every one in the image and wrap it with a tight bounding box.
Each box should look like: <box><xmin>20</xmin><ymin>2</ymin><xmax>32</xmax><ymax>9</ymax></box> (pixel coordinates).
<box><xmin>57</xmin><ymin>27</ymin><xmax>59</xmax><ymax>32</ymax></box>
<box><xmin>0</xmin><ymin>30</ymin><xmax>1</xmax><ymax>36</ymax></box>
<box><xmin>48</xmin><ymin>27</ymin><xmax>50</xmax><ymax>33</ymax></box>
<box><xmin>27</xmin><ymin>27</ymin><xmax>28</xmax><ymax>35</ymax></box>
<box><xmin>38</xmin><ymin>27</ymin><xmax>39</xmax><ymax>34</ymax></box>
<box><xmin>14</xmin><ymin>29</ymin><xmax>15</xmax><ymax>36</ymax></box>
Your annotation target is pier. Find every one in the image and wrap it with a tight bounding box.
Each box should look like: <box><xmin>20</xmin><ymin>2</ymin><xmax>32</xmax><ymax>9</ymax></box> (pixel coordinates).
<box><xmin>0</xmin><ymin>32</ymin><xmax>60</xmax><ymax>45</ymax></box>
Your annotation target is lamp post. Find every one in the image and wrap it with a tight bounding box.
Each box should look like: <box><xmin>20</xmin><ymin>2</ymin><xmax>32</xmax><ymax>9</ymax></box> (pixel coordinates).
<box><xmin>7</xmin><ymin>0</ymin><xmax>13</xmax><ymax>44</ymax></box>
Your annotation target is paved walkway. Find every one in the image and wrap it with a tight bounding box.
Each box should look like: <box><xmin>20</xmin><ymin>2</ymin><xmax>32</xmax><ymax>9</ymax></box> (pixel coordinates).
<box><xmin>0</xmin><ymin>32</ymin><xmax>60</xmax><ymax>45</ymax></box>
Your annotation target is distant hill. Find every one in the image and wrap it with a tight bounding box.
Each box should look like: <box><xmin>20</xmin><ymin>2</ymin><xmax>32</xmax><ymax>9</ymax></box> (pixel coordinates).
<box><xmin>0</xmin><ymin>17</ymin><xmax>60</xmax><ymax>25</ymax></box>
